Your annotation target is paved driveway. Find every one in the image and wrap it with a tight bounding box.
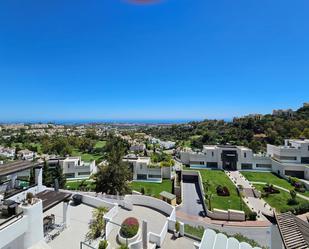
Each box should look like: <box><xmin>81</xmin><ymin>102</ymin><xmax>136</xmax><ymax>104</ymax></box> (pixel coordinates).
<box><xmin>179</xmin><ymin>180</ymin><xmax>205</xmax><ymax>217</ymax></box>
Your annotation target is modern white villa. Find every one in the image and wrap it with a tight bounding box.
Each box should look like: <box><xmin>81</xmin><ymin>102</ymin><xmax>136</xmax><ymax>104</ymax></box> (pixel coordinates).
<box><xmin>0</xmin><ymin>160</ymin><xmax>264</xmax><ymax>249</ymax></box>
<box><xmin>180</xmin><ymin>139</ymin><xmax>309</xmax><ymax>181</ymax></box>
<box><xmin>47</xmin><ymin>157</ymin><xmax>97</xmax><ymax>179</ymax></box>
<box><xmin>267</xmin><ymin>139</ymin><xmax>309</xmax><ymax>180</ymax></box>
<box><xmin>180</xmin><ymin>145</ymin><xmax>272</xmax><ymax>171</ymax></box>
<box><xmin>123</xmin><ymin>155</ymin><xmax>172</xmax><ymax>182</ymax></box>
<box><xmin>17</xmin><ymin>149</ymin><xmax>35</xmax><ymax>161</ymax></box>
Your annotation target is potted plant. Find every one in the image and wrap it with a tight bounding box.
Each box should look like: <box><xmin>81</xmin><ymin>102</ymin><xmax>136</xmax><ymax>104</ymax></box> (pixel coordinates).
<box><xmin>98</xmin><ymin>240</ymin><xmax>108</xmax><ymax>249</ymax></box>
<box><xmin>26</xmin><ymin>192</ymin><xmax>34</xmax><ymax>205</ymax></box>
<box><xmin>174</xmin><ymin>221</ymin><xmax>180</xmax><ymax>238</ymax></box>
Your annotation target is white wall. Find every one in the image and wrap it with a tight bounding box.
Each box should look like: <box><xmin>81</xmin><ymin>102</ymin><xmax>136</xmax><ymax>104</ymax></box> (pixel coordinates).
<box><xmin>0</xmin><ymin>217</ymin><xmax>27</xmax><ymax>249</ymax></box>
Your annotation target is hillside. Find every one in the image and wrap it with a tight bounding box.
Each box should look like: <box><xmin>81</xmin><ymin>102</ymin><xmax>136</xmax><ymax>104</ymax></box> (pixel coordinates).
<box><xmin>140</xmin><ymin>105</ymin><xmax>309</xmax><ymax>152</ymax></box>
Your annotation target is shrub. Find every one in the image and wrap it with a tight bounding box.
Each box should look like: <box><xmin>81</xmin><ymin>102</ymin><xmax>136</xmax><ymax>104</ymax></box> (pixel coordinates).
<box><xmin>118</xmin><ymin>245</ymin><xmax>129</xmax><ymax>249</ymax></box>
<box><xmin>175</xmin><ymin>221</ymin><xmax>180</xmax><ymax>232</ymax></box>
<box><xmin>98</xmin><ymin>240</ymin><xmax>108</xmax><ymax>249</ymax></box>
<box><xmin>287</xmin><ymin>198</ymin><xmax>299</xmax><ymax>206</ymax></box>
<box><xmin>120</xmin><ymin>217</ymin><xmax>139</xmax><ymax>238</ymax></box>
<box><xmin>263</xmin><ymin>184</ymin><xmax>280</xmax><ymax>194</ymax></box>
<box><xmin>295</xmin><ymin>187</ymin><xmax>306</xmax><ymax>193</ymax></box>
<box><xmin>140</xmin><ymin>187</ymin><xmax>145</xmax><ymax>195</ymax></box>
<box><xmin>216</xmin><ymin>185</ymin><xmax>230</xmax><ymax>196</ymax></box>
<box><xmin>26</xmin><ymin>192</ymin><xmax>34</xmax><ymax>204</ymax></box>
<box><xmin>246</xmin><ymin>211</ymin><xmax>257</xmax><ymax>221</ymax></box>
<box><xmin>280</xmin><ymin>202</ymin><xmax>309</xmax><ymax>215</ymax></box>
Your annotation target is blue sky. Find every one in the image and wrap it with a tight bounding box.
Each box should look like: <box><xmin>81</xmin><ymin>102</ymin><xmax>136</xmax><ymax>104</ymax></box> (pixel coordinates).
<box><xmin>0</xmin><ymin>0</ymin><xmax>308</xmax><ymax>122</ymax></box>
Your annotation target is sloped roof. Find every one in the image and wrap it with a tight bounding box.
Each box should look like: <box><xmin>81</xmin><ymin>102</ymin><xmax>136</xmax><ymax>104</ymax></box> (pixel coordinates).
<box><xmin>276</xmin><ymin>212</ymin><xmax>309</xmax><ymax>249</ymax></box>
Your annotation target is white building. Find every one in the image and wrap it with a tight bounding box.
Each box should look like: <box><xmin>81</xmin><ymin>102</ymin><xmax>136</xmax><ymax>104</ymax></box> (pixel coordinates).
<box><xmin>47</xmin><ymin>157</ymin><xmax>97</xmax><ymax>179</ymax></box>
<box><xmin>272</xmin><ymin>109</ymin><xmax>294</xmax><ymax>117</ymax></box>
<box><xmin>123</xmin><ymin>155</ymin><xmax>172</xmax><ymax>182</ymax></box>
<box><xmin>0</xmin><ymin>147</ymin><xmax>16</xmax><ymax>158</ymax></box>
<box><xmin>17</xmin><ymin>149</ymin><xmax>35</xmax><ymax>161</ymax></box>
<box><xmin>267</xmin><ymin>139</ymin><xmax>309</xmax><ymax>180</ymax></box>
<box><xmin>130</xmin><ymin>143</ymin><xmax>146</xmax><ymax>152</ymax></box>
<box><xmin>150</xmin><ymin>138</ymin><xmax>176</xmax><ymax>150</ymax></box>
<box><xmin>0</xmin><ymin>161</ymin><xmax>71</xmax><ymax>249</ymax></box>
<box><xmin>180</xmin><ymin>145</ymin><xmax>272</xmax><ymax>171</ymax></box>
<box><xmin>180</xmin><ymin>139</ymin><xmax>309</xmax><ymax>181</ymax></box>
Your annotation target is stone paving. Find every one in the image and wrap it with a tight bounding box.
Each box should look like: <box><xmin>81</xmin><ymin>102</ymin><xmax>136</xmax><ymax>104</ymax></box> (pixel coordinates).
<box><xmin>226</xmin><ymin>171</ymin><xmax>273</xmax><ymax>219</ymax></box>
<box><xmin>45</xmin><ymin>203</ymin><xmax>94</xmax><ymax>249</ymax></box>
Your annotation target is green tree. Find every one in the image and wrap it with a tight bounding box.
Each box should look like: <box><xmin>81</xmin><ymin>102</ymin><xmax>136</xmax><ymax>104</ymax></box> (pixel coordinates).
<box><xmin>94</xmin><ymin>136</ymin><xmax>131</xmax><ymax>195</ymax></box>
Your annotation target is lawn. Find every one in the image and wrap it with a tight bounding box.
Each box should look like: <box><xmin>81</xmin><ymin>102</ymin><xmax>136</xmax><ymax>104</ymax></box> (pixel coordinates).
<box><xmin>193</xmin><ymin>169</ymin><xmax>250</xmax><ymax>212</ymax></box>
<box><xmin>241</xmin><ymin>171</ymin><xmax>309</xmax><ymax>197</ymax></box>
<box><xmin>253</xmin><ymin>184</ymin><xmax>308</xmax><ymax>213</ymax></box>
<box><xmin>65</xmin><ymin>180</ymin><xmax>95</xmax><ymax>191</ymax></box>
<box><xmin>130</xmin><ymin>180</ymin><xmax>173</xmax><ymax>198</ymax></box>
<box><xmin>94</xmin><ymin>140</ymin><xmax>106</xmax><ymax>149</ymax></box>
<box><xmin>71</xmin><ymin>149</ymin><xmax>103</xmax><ymax>162</ymax></box>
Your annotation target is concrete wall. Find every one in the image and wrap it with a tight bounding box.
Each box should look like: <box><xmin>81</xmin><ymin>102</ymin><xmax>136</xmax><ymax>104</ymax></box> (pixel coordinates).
<box><xmin>162</xmin><ymin>166</ymin><xmax>172</xmax><ymax>179</ymax></box>
<box><xmin>0</xmin><ymin>216</ymin><xmax>27</xmax><ymax>249</ymax></box>
<box><xmin>123</xmin><ymin>195</ymin><xmax>175</xmax><ymax>217</ymax></box>
<box><xmin>22</xmin><ymin>200</ymin><xmax>44</xmax><ymax>249</ymax></box>
<box><xmin>207</xmin><ymin>208</ymin><xmax>245</xmax><ymax>221</ymax></box>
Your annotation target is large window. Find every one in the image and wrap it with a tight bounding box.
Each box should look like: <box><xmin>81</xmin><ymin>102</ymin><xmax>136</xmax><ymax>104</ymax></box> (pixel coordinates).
<box><xmin>136</xmin><ymin>174</ymin><xmax>147</xmax><ymax>180</ymax></box>
<box><xmin>301</xmin><ymin>157</ymin><xmax>309</xmax><ymax>164</ymax></box>
<box><xmin>285</xmin><ymin>170</ymin><xmax>304</xmax><ymax>179</ymax></box>
<box><xmin>148</xmin><ymin>174</ymin><xmax>161</xmax><ymax>179</ymax></box>
<box><xmin>241</xmin><ymin>163</ymin><xmax>252</xmax><ymax>169</ymax></box>
<box><xmin>206</xmin><ymin>162</ymin><xmax>218</xmax><ymax>168</ymax></box>
<box><xmin>78</xmin><ymin>172</ymin><xmax>89</xmax><ymax>176</ymax></box>
<box><xmin>274</xmin><ymin>154</ymin><xmax>297</xmax><ymax>161</ymax></box>
<box><xmin>256</xmin><ymin>164</ymin><xmax>272</xmax><ymax>168</ymax></box>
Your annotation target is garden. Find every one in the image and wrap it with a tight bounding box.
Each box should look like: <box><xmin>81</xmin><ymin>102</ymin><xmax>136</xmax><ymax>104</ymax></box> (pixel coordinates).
<box><xmin>253</xmin><ymin>184</ymin><xmax>309</xmax><ymax>214</ymax></box>
<box><xmin>130</xmin><ymin>180</ymin><xmax>173</xmax><ymax>198</ymax></box>
<box><xmin>241</xmin><ymin>171</ymin><xmax>309</xmax><ymax>197</ymax></box>
<box><xmin>194</xmin><ymin>169</ymin><xmax>251</xmax><ymax>212</ymax></box>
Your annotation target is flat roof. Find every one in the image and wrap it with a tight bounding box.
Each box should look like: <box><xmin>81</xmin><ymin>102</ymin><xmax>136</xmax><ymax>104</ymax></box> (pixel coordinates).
<box><xmin>36</xmin><ymin>190</ymin><xmax>71</xmax><ymax>212</ymax></box>
<box><xmin>0</xmin><ymin>160</ymin><xmax>42</xmax><ymax>177</ymax></box>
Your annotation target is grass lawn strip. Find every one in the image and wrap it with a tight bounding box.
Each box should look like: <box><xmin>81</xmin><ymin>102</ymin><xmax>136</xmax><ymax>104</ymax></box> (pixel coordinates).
<box><xmin>253</xmin><ymin>184</ymin><xmax>307</xmax><ymax>213</ymax></box>
<box><xmin>130</xmin><ymin>180</ymin><xmax>172</xmax><ymax>198</ymax></box>
<box><xmin>241</xmin><ymin>171</ymin><xmax>309</xmax><ymax>198</ymax></box>
<box><xmin>191</xmin><ymin>169</ymin><xmax>250</xmax><ymax>212</ymax></box>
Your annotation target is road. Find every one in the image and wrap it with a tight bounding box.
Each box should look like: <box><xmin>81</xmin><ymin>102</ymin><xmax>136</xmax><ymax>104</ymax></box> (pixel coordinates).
<box><xmin>178</xmin><ymin>180</ymin><xmax>205</xmax><ymax>217</ymax></box>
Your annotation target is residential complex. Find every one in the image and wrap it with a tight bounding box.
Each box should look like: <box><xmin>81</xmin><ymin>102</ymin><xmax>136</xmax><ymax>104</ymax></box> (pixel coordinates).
<box><xmin>180</xmin><ymin>139</ymin><xmax>309</xmax><ymax>181</ymax></box>
<box><xmin>0</xmin><ymin>160</ymin><xmax>266</xmax><ymax>249</ymax></box>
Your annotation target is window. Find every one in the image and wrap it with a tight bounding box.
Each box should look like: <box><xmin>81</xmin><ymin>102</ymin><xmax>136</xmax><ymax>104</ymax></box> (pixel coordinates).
<box><xmin>241</xmin><ymin>163</ymin><xmax>252</xmax><ymax>169</ymax></box>
<box><xmin>301</xmin><ymin>157</ymin><xmax>309</xmax><ymax>164</ymax></box>
<box><xmin>244</xmin><ymin>152</ymin><xmax>246</xmax><ymax>158</ymax></box>
<box><xmin>78</xmin><ymin>172</ymin><xmax>89</xmax><ymax>176</ymax></box>
<box><xmin>256</xmin><ymin>164</ymin><xmax>272</xmax><ymax>168</ymax></box>
<box><xmin>212</xmin><ymin>152</ymin><xmax>214</xmax><ymax>157</ymax></box>
<box><xmin>148</xmin><ymin>174</ymin><xmax>161</xmax><ymax>179</ymax></box>
<box><xmin>206</xmin><ymin>162</ymin><xmax>218</xmax><ymax>168</ymax></box>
